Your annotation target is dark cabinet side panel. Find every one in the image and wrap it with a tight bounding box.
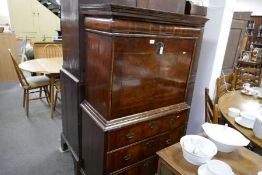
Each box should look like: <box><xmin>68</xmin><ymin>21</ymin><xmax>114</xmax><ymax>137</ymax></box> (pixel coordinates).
<box><xmin>61</xmin><ymin>69</ymin><xmax>84</xmax><ymax>160</ymax></box>
<box><xmin>61</xmin><ymin>0</ymin><xmax>83</xmax><ymax>79</ymax></box>
<box><xmin>81</xmin><ymin>108</ymin><xmax>106</xmax><ymax>175</ymax></box>
<box><xmin>85</xmin><ymin>33</ymin><xmax>112</xmax><ymax>119</ymax></box>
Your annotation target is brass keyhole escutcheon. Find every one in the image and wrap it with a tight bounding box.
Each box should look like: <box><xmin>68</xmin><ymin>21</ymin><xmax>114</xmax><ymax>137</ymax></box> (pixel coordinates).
<box><xmin>155</xmin><ymin>41</ymin><xmax>164</xmax><ymax>55</ymax></box>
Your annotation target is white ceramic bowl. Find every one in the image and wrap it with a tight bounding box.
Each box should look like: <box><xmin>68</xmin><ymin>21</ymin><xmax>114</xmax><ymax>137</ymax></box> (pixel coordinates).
<box><xmin>228</xmin><ymin>108</ymin><xmax>240</xmax><ymax>118</ymax></box>
<box><xmin>202</xmin><ymin>123</ymin><xmax>250</xmax><ymax>152</ymax></box>
<box><xmin>239</xmin><ymin>112</ymin><xmax>256</xmax><ymax>128</ymax></box>
<box><xmin>207</xmin><ymin>160</ymin><xmax>234</xmax><ymax>175</ymax></box>
<box><xmin>198</xmin><ymin>160</ymin><xmax>235</xmax><ymax>175</ymax></box>
<box><xmin>253</xmin><ymin>115</ymin><xmax>262</xmax><ymax>139</ymax></box>
<box><xmin>180</xmin><ymin>135</ymin><xmax>217</xmax><ymax>165</ymax></box>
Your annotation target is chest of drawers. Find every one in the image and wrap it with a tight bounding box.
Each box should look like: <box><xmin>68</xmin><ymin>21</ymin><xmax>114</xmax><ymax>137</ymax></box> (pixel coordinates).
<box><xmin>80</xmin><ymin>4</ymin><xmax>207</xmax><ymax>175</ymax></box>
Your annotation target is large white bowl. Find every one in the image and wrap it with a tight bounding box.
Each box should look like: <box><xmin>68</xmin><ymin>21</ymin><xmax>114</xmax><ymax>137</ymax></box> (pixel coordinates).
<box><xmin>180</xmin><ymin>135</ymin><xmax>217</xmax><ymax>165</ymax></box>
<box><xmin>202</xmin><ymin>123</ymin><xmax>250</xmax><ymax>152</ymax></box>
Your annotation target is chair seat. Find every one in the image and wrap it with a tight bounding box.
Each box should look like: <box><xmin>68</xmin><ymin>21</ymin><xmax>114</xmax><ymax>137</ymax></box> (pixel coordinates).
<box><xmin>26</xmin><ymin>76</ymin><xmax>50</xmax><ymax>88</ymax></box>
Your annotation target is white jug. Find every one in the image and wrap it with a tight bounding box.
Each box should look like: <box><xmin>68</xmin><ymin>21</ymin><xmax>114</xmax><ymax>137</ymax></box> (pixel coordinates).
<box><xmin>253</xmin><ymin>115</ymin><xmax>262</xmax><ymax>139</ymax></box>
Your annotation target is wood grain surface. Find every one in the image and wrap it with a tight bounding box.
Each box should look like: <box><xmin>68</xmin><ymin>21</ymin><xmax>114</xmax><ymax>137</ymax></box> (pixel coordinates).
<box><xmin>0</xmin><ymin>33</ymin><xmax>19</xmax><ymax>82</ymax></box>
<box><xmin>218</xmin><ymin>90</ymin><xmax>262</xmax><ymax>148</ymax></box>
<box><xmin>157</xmin><ymin>143</ymin><xmax>262</xmax><ymax>175</ymax></box>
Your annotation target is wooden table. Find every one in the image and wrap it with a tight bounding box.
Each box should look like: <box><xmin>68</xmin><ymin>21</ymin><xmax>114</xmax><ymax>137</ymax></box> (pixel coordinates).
<box><xmin>157</xmin><ymin>143</ymin><xmax>262</xmax><ymax>175</ymax></box>
<box><xmin>218</xmin><ymin>90</ymin><xmax>262</xmax><ymax>148</ymax></box>
<box><xmin>19</xmin><ymin>57</ymin><xmax>62</xmax><ymax>117</ymax></box>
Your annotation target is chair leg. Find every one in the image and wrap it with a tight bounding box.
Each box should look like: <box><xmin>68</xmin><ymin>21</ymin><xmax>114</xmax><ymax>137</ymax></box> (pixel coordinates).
<box><xmin>54</xmin><ymin>91</ymin><xmax>58</xmax><ymax>110</ymax></box>
<box><xmin>26</xmin><ymin>89</ymin><xmax>29</xmax><ymax>117</ymax></box>
<box><xmin>44</xmin><ymin>86</ymin><xmax>50</xmax><ymax>104</ymax></box>
<box><xmin>23</xmin><ymin>89</ymin><xmax>26</xmax><ymax>108</ymax></box>
<box><xmin>39</xmin><ymin>87</ymin><xmax>42</xmax><ymax>97</ymax></box>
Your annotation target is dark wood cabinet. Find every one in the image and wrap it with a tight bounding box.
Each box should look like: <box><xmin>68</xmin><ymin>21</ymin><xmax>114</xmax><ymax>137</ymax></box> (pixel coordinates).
<box><xmin>222</xmin><ymin>12</ymin><xmax>251</xmax><ymax>74</ymax></box>
<box><xmin>78</xmin><ymin>4</ymin><xmax>207</xmax><ymax>175</ymax></box>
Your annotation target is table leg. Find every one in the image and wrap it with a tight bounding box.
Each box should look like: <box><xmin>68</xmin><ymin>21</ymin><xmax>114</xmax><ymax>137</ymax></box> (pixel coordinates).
<box><xmin>50</xmin><ymin>75</ymin><xmax>55</xmax><ymax>118</ymax></box>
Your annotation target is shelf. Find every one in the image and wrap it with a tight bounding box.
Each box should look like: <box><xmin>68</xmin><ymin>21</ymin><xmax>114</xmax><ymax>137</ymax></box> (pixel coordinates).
<box><xmin>238</xmin><ymin>60</ymin><xmax>262</xmax><ymax>67</ymax></box>
<box><xmin>254</xmin><ymin>43</ymin><xmax>262</xmax><ymax>47</ymax></box>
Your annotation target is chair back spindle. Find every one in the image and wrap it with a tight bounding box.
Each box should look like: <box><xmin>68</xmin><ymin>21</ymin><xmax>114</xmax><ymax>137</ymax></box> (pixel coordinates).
<box><xmin>43</xmin><ymin>44</ymin><xmax>62</xmax><ymax>58</ymax></box>
<box><xmin>8</xmin><ymin>49</ymin><xmax>29</xmax><ymax>87</ymax></box>
<box><xmin>215</xmin><ymin>73</ymin><xmax>234</xmax><ymax>103</ymax></box>
<box><xmin>233</xmin><ymin>66</ymin><xmax>261</xmax><ymax>89</ymax></box>
<box><xmin>205</xmin><ymin>88</ymin><xmax>219</xmax><ymax>124</ymax></box>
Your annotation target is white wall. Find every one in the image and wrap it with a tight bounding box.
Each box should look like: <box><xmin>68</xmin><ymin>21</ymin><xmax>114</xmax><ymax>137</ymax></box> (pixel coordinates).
<box><xmin>187</xmin><ymin>0</ymin><xmax>261</xmax><ymax>134</ymax></box>
<box><xmin>187</xmin><ymin>0</ymin><xmax>236</xmax><ymax>134</ymax></box>
<box><xmin>235</xmin><ymin>0</ymin><xmax>262</xmax><ymax>16</ymax></box>
<box><xmin>7</xmin><ymin>0</ymin><xmax>60</xmax><ymax>41</ymax></box>
<box><xmin>0</xmin><ymin>0</ymin><xmax>10</xmax><ymax>25</ymax></box>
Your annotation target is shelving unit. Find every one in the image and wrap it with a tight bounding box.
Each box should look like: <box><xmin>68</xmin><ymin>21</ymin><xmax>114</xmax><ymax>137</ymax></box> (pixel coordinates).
<box><xmin>255</xmin><ymin>21</ymin><xmax>262</xmax><ymax>46</ymax></box>
<box><xmin>246</xmin><ymin>20</ymin><xmax>255</xmax><ymax>50</ymax></box>
<box><xmin>251</xmin><ymin>16</ymin><xmax>262</xmax><ymax>48</ymax></box>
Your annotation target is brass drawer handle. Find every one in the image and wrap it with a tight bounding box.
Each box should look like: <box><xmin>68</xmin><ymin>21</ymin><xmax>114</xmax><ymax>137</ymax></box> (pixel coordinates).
<box><xmin>169</xmin><ymin>118</ymin><xmax>176</xmax><ymax>126</ymax></box>
<box><xmin>148</xmin><ymin>121</ymin><xmax>156</xmax><ymax>129</ymax></box>
<box><xmin>165</xmin><ymin>139</ymin><xmax>173</xmax><ymax>145</ymax></box>
<box><xmin>126</xmin><ymin>131</ymin><xmax>134</xmax><ymax>139</ymax></box>
<box><xmin>123</xmin><ymin>154</ymin><xmax>131</xmax><ymax>161</ymax></box>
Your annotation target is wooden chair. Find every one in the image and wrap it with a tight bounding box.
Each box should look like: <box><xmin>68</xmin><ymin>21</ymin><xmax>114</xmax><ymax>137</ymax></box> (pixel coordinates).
<box><xmin>54</xmin><ymin>79</ymin><xmax>61</xmax><ymax>109</ymax></box>
<box><xmin>215</xmin><ymin>73</ymin><xmax>234</xmax><ymax>103</ymax></box>
<box><xmin>43</xmin><ymin>44</ymin><xmax>62</xmax><ymax>58</ymax></box>
<box><xmin>8</xmin><ymin>49</ymin><xmax>50</xmax><ymax>116</ymax></box>
<box><xmin>233</xmin><ymin>66</ymin><xmax>262</xmax><ymax>89</ymax></box>
<box><xmin>205</xmin><ymin>88</ymin><xmax>219</xmax><ymax>124</ymax></box>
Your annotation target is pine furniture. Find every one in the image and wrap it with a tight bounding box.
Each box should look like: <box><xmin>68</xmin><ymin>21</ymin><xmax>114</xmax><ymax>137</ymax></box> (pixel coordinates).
<box><xmin>9</xmin><ymin>49</ymin><xmax>50</xmax><ymax>116</ymax></box>
<box><xmin>19</xmin><ymin>57</ymin><xmax>62</xmax><ymax>117</ymax></box>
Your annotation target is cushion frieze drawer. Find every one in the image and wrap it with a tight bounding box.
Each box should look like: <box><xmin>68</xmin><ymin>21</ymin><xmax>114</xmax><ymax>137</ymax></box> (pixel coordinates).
<box><xmin>107</xmin><ymin>111</ymin><xmax>187</xmax><ymax>151</ymax></box>
<box><xmin>106</xmin><ymin>126</ymin><xmax>186</xmax><ymax>173</ymax></box>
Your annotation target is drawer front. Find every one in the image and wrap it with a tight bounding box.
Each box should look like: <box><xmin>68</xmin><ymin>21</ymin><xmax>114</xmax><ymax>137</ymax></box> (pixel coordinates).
<box><xmin>109</xmin><ymin>156</ymin><xmax>158</xmax><ymax>175</ymax></box>
<box><xmin>106</xmin><ymin>126</ymin><xmax>186</xmax><ymax>173</ymax></box>
<box><xmin>111</xmin><ymin>37</ymin><xmax>196</xmax><ymax>118</ymax></box>
<box><xmin>107</xmin><ymin>111</ymin><xmax>188</xmax><ymax>151</ymax></box>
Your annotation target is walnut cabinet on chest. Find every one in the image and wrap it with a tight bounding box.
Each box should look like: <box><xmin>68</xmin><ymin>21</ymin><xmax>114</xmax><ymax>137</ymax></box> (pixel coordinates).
<box><xmin>78</xmin><ymin>4</ymin><xmax>207</xmax><ymax>175</ymax></box>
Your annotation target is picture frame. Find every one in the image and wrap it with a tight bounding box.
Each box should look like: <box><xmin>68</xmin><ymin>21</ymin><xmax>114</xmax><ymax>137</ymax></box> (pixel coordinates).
<box><xmin>255</xmin><ymin>48</ymin><xmax>262</xmax><ymax>60</ymax></box>
<box><xmin>252</xmin><ymin>48</ymin><xmax>259</xmax><ymax>61</ymax></box>
<box><xmin>241</xmin><ymin>50</ymin><xmax>251</xmax><ymax>61</ymax></box>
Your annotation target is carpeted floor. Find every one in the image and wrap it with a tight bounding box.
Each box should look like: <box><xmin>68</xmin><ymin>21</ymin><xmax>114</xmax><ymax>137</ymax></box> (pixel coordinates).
<box><xmin>0</xmin><ymin>81</ymin><xmax>74</xmax><ymax>175</ymax></box>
